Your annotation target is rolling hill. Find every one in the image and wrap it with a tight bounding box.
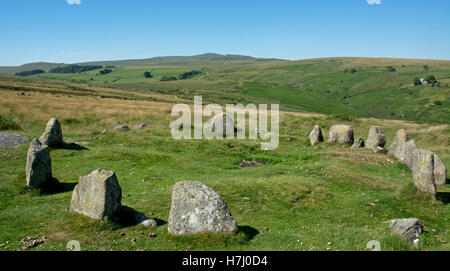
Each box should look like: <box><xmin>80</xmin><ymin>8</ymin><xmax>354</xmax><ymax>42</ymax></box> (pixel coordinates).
<box><xmin>1</xmin><ymin>54</ymin><xmax>449</xmax><ymax>124</ymax></box>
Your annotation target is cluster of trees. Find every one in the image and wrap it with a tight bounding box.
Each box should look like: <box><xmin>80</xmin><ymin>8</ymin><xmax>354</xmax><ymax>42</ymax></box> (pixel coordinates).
<box><xmin>160</xmin><ymin>76</ymin><xmax>178</xmax><ymax>81</ymax></box>
<box><xmin>144</xmin><ymin>71</ymin><xmax>153</xmax><ymax>78</ymax></box>
<box><xmin>159</xmin><ymin>70</ymin><xmax>201</xmax><ymax>82</ymax></box>
<box><xmin>178</xmin><ymin>70</ymin><xmax>200</xmax><ymax>80</ymax></box>
<box><xmin>15</xmin><ymin>69</ymin><xmax>45</xmax><ymax>76</ymax></box>
<box><xmin>49</xmin><ymin>65</ymin><xmax>103</xmax><ymax>73</ymax></box>
<box><xmin>387</xmin><ymin>66</ymin><xmax>396</xmax><ymax>72</ymax></box>
<box><xmin>413</xmin><ymin>75</ymin><xmax>439</xmax><ymax>86</ymax></box>
<box><xmin>98</xmin><ymin>68</ymin><xmax>113</xmax><ymax>75</ymax></box>
<box><xmin>344</xmin><ymin>68</ymin><xmax>357</xmax><ymax>73</ymax></box>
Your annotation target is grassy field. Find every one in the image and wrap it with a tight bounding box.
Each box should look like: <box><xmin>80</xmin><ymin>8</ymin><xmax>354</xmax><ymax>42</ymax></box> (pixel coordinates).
<box><xmin>0</xmin><ymin>79</ymin><xmax>448</xmax><ymax>251</ymax></box>
<box><xmin>2</xmin><ymin>55</ymin><xmax>448</xmax><ymax>124</ymax></box>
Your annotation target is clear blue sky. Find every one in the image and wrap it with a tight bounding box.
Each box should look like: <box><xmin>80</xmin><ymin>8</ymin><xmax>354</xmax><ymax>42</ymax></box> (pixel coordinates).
<box><xmin>1</xmin><ymin>0</ymin><xmax>449</xmax><ymax>66</ymax></box>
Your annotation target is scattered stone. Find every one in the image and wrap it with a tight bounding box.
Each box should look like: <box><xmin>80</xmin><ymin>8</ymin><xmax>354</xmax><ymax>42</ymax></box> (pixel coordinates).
<box><xmin>366</xmin><ymin>126</ymin><xmax>386</xmax><ymax>150</ymax></box>
<box><xmin>70</xmin><ymin>169</ymin><xmax>122</xmax><ymax>219</ymax></box>
<box><xmin>114</xmin><ymin>125</ymin><xmax>129</xmax><ymax>131</ymax></box>
<box><xmin>168</xmin><ymin>181</ymin><xmax>238</xmax><ymax>235</ymax></box>
<box><xmin>309</xmin><ymin>125</ymin><xmax>324</xmax><ymax>146</ymax></box>
<box><xmin>136</xmin><ymin>123</ymin><xmax>147</xmax><ymax>130</ymax></box>
<box><xmin>26</xmin><ymin>139</ymin><xmax>52</xmax><ymax>189</ymax></box>
<box><xmin>131</xmin><ymin>238</ymin><xmax>137</xmax><ymax>243</ymax></box>
<box><xmin>411</xmin><ymin>149</ymin><xmax>436</xmax><ymax>196</ymax></box>
<box><xmin>132</xmin><ymin>210</ymin><xmax>158</xmax><ymax>227</ymax></box>
<box><xmin>148</xmin><ymin>232</ymin><xmax>157</xmax><ymax>238</ymax></box>
<box><xmin>373</xmin><ymin>146</ymin><xmax>388</xmax><ymax>154</ymax></box>
<box><xmin>0</xmin><ymin>132</ymin><xmax>30</xmax><ymax>148</ymax></box>
<box><xmin>432</xmin><ymin>153</ymin><xmax>447</xmax><ymax>185</ymax></box>
<box><xmin>20</xmin><ymin>236</ymin><xmax>46</xmax><ymax>250</ymax></box>
<box><xmin>351</xmin><ymin>138</ymin><xmax>365</xmax><ymax>148</ymax></box>
<box><xmin>328</xmin><ymin>125</ymin><xmax>354</xmax><ymax>145</ymax></box>
<box><xmin>204</xmin><ymin>113</ymin><xmax>235</xmax><ymax>136</ymax></box>
<box><xmin>389</xmin><ymin>218</ymin><xmax>423</xmax><ymax>245</ymax></box>
<box><xmin>39</xmin><ymin>118</ymin><xmax>63</xmax><ymax>147</ymax></box>
<box><xmin>238</xmin><ymin>160</ymin><xmax>266</xmax><ymax>168</ymax></box>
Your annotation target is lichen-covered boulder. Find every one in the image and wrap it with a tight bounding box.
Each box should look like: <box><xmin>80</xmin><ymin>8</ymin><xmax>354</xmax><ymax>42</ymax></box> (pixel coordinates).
<box><xmin>26</xmin><ymin>139</ymin><xmax>52</xmax><ymax>188</ymax></box>
<box><xmin>39</xmin><ymin>118</ymin><xmax>63</xmax><ymax>147</ymax></box>
<box><xmin>411</xmin><ymin>149</ymin><xmax>436</xmax><ymax>196</ymax></box>
<box><xmin>309</xmin><ymin>125</ymin><xmax>324</xmax><ymax>146</ymax></box>
<box><xmin>432</xmin><ymin>153</ymin><xmax>447</xmax><ymax>185</ymax></box>
<box><xmin>351</xmin><ymin>138</ymin><xmax>365</xmax><ymax>148</ymax></box>
<box><xmin>366</xmin><ymin>126</ymin><xmax>386</xmax><ymax>150</ymax></box>
<box><xmin>328</xmin><ymin>125</ymin><xmax>354</xmax><ymax>144</ymax></box>
<box><xmin>204</xmin><ymin>113</ymin><xmax>235</xmax><ymax>137</ymax></box>
<box><xmin>70</xmin><ymin>169</ymin><xmax>122</xmax><ymax>220</ymax></box>
<box><xmin>168</xmin><ymin>181</ymin><xmax>237</xmax><ymax>235</ymax></box>
<box><xmin>389</xmin><ymin>129</ymin><xmax>408</xmax><ymax>158</ymax></box>
<box><xmin>389</xmin><ymin>218</ymin><xmax>423</xmax><ymax>246</ymax></box>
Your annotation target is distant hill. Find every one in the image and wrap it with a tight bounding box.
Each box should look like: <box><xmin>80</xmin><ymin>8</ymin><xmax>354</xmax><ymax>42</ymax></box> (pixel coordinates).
<box><xmin>0</xmin><ymin>62</ymin><xmax>65</xmax><ymax>75</ymax></box>
<box><xmin>77</xmin><ymin>53</ymin><xmax>282</xmax><ymax>67</ymax></box>
<box><xmin>0</xmin><ymin>53</ymin><xmax>282</xmax><ymax>74</ymax></box>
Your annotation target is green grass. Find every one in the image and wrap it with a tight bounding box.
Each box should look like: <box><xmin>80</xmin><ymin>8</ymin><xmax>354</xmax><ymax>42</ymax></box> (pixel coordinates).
<box><xmin>0</xmin><ymin>98</ymin><xmax>448</xmax><ymax>251</ymax></box>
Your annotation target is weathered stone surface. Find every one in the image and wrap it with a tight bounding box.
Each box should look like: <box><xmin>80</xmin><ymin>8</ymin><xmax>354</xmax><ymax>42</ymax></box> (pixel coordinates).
<box><xmin>373</xmin><ymin>146</ymin><xmax>388</xmax><ymax>154</ymax></box>
<box><xmin>309</xmin><ymin>125</ymin><xmax>324</xmax><ymax>146</ymax></box>
<box><xmin>389</xmin><ymin>218</ymin><xmax>423</xmax><ymax>245</ymax></box>
<box><xmin>26</xmin><ymin>139</ymin><xmax>52</xmax><ymax>188</ymax></box>
<box><xmin>411</xmin><ymin>149</ymin><xmax>436</xmax><ymax>196</ymax></box>
<box><xmin>114</xmin><ymin>125</ymin><xmax>129</xmax><ymax>131</ymax></box>
<box><xmin>70</xmin><ymin>169</ymin><xmax>122</xmax><ymax>219</ymax></box>
<box><xmin>432</xmin><ymin>153</ymin><xmax>447</xmax><ymax>185</ymax></box>
<box><xmin>168</xmin><ymin>181</ymin><xmax>237</xmax><ymax>235</ymax></box>
<box><xmin>351</xmin><ymin>138</ymin><xmax>365</xmax><ymax>148</ymax></box>
<box><xmin>366</xmin><ymin>126</ymin><xmax>386</xmax><ymax>150</ymax></box>
<box><xmin>328</xmin><ymin>125</ymin><xmax>354</xmax><ymax>144</ymax></box>
<box><xmin>204</xmin><ymin>113</ymin><xmax>235</xmax><ymax>137</ymax></box>
<box><xmin>39</xmin><ymin>118</ymin><xmax>63</xmax><ymax>147</ymax></box>
<box><xmin>389</xmin><ymin>129</ymin><xmax>408</xmax><ymax>158</ymax></box>
<box><xmin>0</xmin><ymin>132</ymin><xmax>30</xmax><ymax>148</ymax></box>
<box><xmin>398</xmin><ymin>140</ymin><xmax>417</xmax><ymax>169</ymax></box>
<box><xmin>136</xmin><ymin>123</ymin><xmax>147</xmax><ymax>130</ymax></box>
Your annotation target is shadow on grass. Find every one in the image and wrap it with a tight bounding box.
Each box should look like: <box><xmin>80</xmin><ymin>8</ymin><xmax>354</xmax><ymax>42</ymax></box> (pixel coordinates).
<box><xmin>111</xmin><ymin>205</ymin><xmax>166</xmax><ymax>228</ymax></box>
<box><xmin>238</xmin><ymin>225</ymin><xmax>259</xmax><ymax>241</ymax></box>
<box><xmin>40</xmin><ymin>177</ymin><xmax>77</xmax><ymax>194</ymax></box>
<box><xmin>436</xmin><ymin>192</ymin><xmax>450</xmax><ymax>205</ymax></box>
<box><xmin>54</xmin><ymin>142</ymin><xmax>89</xmax><ymax>151</ymax></box>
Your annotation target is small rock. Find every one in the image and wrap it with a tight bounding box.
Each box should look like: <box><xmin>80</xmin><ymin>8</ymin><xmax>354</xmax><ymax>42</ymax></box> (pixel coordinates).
<box><xmin>114</xmin><ymin>125</ymin><xmax>129</xmax><ymax>131</ymax></box>
<box><xmin>149</xmin><ymin>232</ymin><xmax>157</xmax><ymax>238</ymax></box>
<box><xmin>389</xmin><ymin>218</ymin><xmax>423</xmax><ymax>245</ymax></box>
<box><xmin>352</xmin><ymin>138</ymin><xmax>365</xmax><ymax>148</ymax></box>
<box><xmin>136</xmin><ymin>123</ymin><xmax>148</xmax><ymax>130</ymax></box>
<box><xmin>238</xmin><ymin>160</ymin><xmax>266</xmax><ymax>168</ymax></box>
<box><xmin>373</xmin><ymin>146</ymin><xmax>388</xmax><ymax>154</ymax></box>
